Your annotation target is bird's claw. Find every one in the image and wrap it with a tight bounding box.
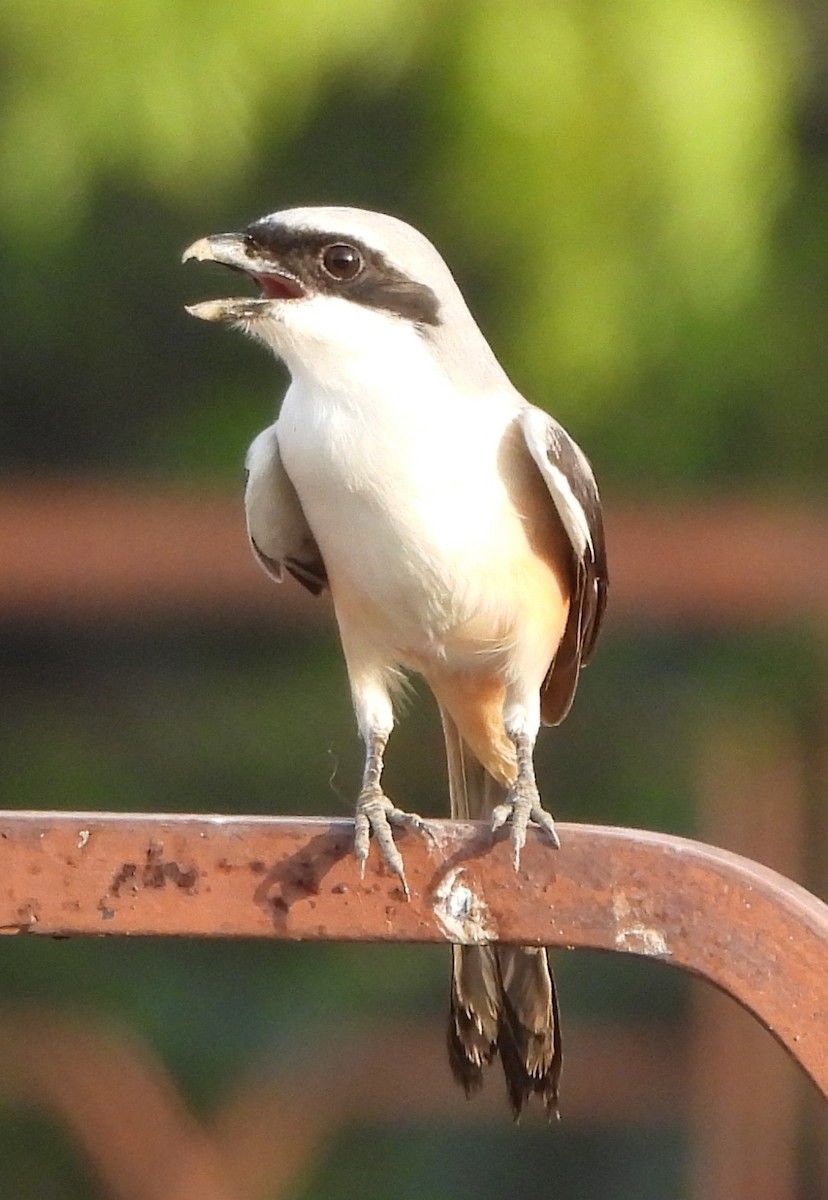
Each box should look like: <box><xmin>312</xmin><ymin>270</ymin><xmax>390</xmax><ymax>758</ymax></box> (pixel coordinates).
<box><xmin>354</xmin><ymin>785</ymin><xmax>427</xmax><ymax>898</ymax></box>
<box><xmin>491</xmin><ymin>787</ymin><xmax>560</xmax><ymax>870</ymax></box>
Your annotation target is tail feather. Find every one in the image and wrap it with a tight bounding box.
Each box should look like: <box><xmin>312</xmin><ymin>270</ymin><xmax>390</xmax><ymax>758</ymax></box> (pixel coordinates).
<box><xmin>497</xmin><ymin>945</ymin><xmax>562</xmax><ymax>1116</ymax></box>
<box><xmin>441</xmin><ymin>707</ymin><xmax>562</xmax><ymax>1118</ymax></box>
<box><xmin>447</xmin><ymin>943</ymin><xmax>499</xmax><ymax>1094</ymax></box>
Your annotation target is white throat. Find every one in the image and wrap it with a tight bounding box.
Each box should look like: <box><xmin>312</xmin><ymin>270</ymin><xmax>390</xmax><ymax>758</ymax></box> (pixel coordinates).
<box><xmin>260</xmin><ymin>296</ymin><xmax>445</xmax><ymax>401</ymax></box>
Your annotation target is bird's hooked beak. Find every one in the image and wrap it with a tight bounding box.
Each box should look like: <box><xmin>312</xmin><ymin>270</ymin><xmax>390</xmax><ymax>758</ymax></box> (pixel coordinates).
<box><xmin>182</xmin><ymin>232</ymin><xmax>306</xmax><ymax>323</ymax></box>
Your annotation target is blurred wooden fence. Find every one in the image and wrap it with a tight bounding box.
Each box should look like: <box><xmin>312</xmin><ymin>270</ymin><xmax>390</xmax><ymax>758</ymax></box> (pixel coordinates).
<box><xmin>1</xmin><ymin>479</ymin><xmax>828</xmax><ymax>627</ymax></box>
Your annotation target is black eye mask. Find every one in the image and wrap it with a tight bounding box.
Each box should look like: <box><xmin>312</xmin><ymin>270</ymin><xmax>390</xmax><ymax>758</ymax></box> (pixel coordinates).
<box><xmin>243</xmin><ymin>220</ymin><xmax>442</xmax><ymax>327</ymax></box>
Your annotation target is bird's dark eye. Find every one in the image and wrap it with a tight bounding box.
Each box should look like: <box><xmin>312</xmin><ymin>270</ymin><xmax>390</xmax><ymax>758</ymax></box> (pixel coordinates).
<box><xmin>321</xmin><ymin>243</ymin><xmax>363</xmax><ymax>281</ymax></box>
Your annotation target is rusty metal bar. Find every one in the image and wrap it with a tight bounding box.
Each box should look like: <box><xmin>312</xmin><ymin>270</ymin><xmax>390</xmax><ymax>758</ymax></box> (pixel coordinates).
<box><xmin>1</xmin><ymin>811</ymin><xmax>827</xmax><ymax>1099</ymax></box>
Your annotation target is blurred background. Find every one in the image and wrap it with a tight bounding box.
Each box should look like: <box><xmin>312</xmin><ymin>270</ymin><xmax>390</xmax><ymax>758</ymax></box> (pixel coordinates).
<box><xmin>0</xmin><ymin>0</ymin><xmax>826</xmax><ymax>1196</ymax></box>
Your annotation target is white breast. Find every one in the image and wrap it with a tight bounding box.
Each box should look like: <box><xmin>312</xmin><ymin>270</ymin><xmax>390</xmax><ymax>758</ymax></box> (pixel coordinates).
<box><xmin>275</xmin><ymin>367</ymin><xmax>525</xmax><ymax>655</ymax></box>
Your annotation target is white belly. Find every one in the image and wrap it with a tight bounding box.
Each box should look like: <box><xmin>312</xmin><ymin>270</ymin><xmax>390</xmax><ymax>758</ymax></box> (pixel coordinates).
<box><xmin>275</xmin><ymin>378</ymin><xmax>531</xmax><ymax>663</ymax></box>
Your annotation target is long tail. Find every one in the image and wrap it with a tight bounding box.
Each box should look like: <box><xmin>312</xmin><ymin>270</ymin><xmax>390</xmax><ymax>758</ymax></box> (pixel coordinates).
<box><xmin>440</xmin><ymin>708</ymin><xmax>562</xmax><ymax>1118</ymax></box>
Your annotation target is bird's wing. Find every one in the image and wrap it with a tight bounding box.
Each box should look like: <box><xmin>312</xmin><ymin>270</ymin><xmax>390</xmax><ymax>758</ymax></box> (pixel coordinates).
<box><xmin>518</xmin><ymin>405</ymin><xmax>608</xmax><ymax>725</ymax></box>
<box><xmin>244</xmin><ymin>424</ymin><xmax>327</xmax><ymax>596</ymax></box>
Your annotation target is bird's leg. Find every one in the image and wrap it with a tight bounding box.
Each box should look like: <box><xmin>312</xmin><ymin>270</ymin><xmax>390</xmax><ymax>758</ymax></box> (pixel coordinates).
<box><xmin>491</xmin><ymin>696</ymin><xmax>560</xmax><ymax>869</ymax></box>
<box><xmin>351</xmin><ymin>680</ymin><xmax>426</xmax><ymax>897</ymax></box>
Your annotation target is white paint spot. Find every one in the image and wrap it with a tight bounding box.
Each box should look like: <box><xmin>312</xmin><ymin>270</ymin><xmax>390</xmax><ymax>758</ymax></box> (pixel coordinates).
<box><xmin>432</xmin><ymin>867</ymin><xmax>495</xmax><ymax>944</ymax></box>
<box><xmin>614</xmin><ymin>925</ymin><xmax>671</xmax><ymax>957</ymax></box>
<box><xmin>611</xmin><ymin>892</ymin><xmax>671</xmax><ymax>958</ymax></box>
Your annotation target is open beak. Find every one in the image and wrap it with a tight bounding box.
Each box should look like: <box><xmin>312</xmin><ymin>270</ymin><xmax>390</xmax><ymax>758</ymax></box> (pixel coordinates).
<box><xmin>182</xmin><ymin>232</ymin><xmax>306</xmax><ymax>322</ymax></box>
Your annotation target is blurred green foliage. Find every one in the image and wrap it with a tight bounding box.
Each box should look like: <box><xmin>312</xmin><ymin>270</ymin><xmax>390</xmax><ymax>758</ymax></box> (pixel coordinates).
<box><xmin>1</xmin><ymin>0</ymin><xmax>825</xmax><ymax>492</ymax></box>
<box><xmin>0</xmin><ymin>2</ymin><xmax>826</xmax><ymax>1196</ymax></box>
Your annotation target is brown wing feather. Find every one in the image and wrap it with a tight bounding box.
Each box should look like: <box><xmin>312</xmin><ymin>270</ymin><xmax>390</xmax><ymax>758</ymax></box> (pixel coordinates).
<box><xmin>518</xmin><ymin>407</ymin><xmax>608</xmax><ymax>726</ymax></box>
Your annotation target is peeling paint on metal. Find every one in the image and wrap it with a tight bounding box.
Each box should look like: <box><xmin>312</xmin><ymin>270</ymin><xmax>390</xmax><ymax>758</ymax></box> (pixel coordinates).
<box><xmin>615</xmin><ymin>924</ymin><xmax>672</xmax><ymax>957</ymax></box>
<box><xmin>612</xmin><ymin>892</ymin><xmax>672</xmax><ymax>958</ymax></box>
<box><xmin>432</xmin><ymin>868</ymin><xmax>495</xmax><ymax>944</ymax></box>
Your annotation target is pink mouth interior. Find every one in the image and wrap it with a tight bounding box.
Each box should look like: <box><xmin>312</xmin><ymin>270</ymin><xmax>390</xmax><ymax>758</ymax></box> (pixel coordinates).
<box><xmin>256</xmin><ymin>273</ymin><xmax>305</xmax><ymax>300</ymax></box>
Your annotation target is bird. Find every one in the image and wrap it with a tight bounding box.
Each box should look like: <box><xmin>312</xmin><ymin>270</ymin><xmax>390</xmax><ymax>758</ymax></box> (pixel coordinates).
<box><xmin>183</xmin><ymin>206</ymin><xmax>608</xmax><ymax>1116</ymax></box>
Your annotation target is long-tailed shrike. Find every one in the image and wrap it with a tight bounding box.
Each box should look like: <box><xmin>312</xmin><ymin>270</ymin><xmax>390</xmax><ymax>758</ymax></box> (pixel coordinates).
<box><xmin>183</xmin><ymin>206</ymin><xmax>608</xmax><ymax>1116</ymax></box>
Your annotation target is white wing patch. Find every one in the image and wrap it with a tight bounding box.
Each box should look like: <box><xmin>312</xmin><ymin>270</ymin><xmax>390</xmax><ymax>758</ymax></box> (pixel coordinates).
<box><xmin>519</xmin><ymin>406</ymin><xmax>594</xmax><ymax>561</ymax></box>
<box><xmin>545</xmin><ymin>462</ymin><xmax>593</xmax><ymax>558</ymax></box>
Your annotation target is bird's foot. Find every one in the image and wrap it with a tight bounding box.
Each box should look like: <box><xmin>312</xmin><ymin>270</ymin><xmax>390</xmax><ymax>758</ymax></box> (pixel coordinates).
<box><xmin>491</xmin><ymin>784</ymin><xmax>560</xmax><ymax>870</ymax></box>
<box><xmin>354</xmin><ymin>785</ymin><xmax>427</xmax><ymax>898</ymax></box>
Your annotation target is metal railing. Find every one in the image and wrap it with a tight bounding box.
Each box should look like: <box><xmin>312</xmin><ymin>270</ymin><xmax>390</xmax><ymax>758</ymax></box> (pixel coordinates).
<box><xmin>3</xmin><ymin>810</ymin><xmax>826</xmax><ymax>1097</ymax></box>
